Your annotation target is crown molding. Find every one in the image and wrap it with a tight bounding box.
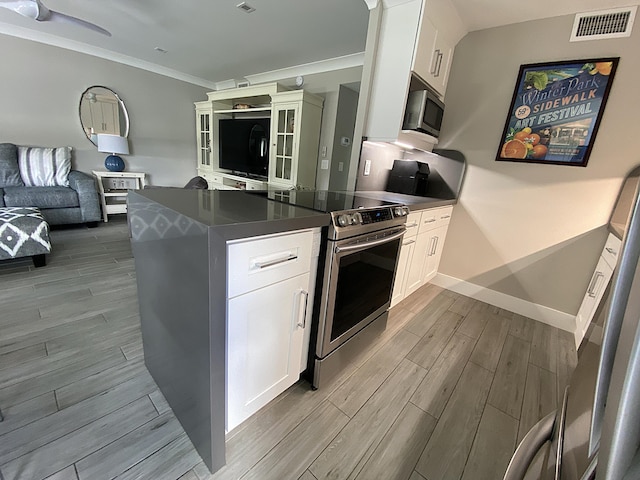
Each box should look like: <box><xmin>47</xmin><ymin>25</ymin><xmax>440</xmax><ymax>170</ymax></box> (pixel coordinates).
<box><xmin>231</xmin><ymin>52</ymin><xmax>364</xmax><ymax>89</ymax></box>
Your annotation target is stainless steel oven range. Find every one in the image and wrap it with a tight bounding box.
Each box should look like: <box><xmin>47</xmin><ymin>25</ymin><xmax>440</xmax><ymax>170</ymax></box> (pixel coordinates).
<box><xmin>312</xmin><ymin>203</ymin><xmax>409</xmax><ymax>389</ymax></box>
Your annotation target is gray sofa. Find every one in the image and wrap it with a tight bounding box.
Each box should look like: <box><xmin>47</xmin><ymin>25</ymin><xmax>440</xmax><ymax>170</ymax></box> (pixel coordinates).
<box><xmin>0</xmin><ymin>143</ymin><xmax>102</xmax><ymax>227</ymax></box>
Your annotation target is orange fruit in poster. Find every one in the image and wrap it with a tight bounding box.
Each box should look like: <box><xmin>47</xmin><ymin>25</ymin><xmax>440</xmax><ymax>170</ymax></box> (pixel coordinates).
<box><xmin>514</xmin><ymin>131</ymin><xmax>529</xmax><ymax>141</ymax></box>
<box><xmin>532</xmin><ymin>144</ymin><xmax>548</xmax><ymax>159</ymax></box>
<box><xmin>501</xmin><ymin>139</ymin><xmax>528</xmax><ymax>159</ymax></box>
<box><xmin>595</xmin><ymin>62</ymin><xmax>613</xmax><ymax>75</ymax></box>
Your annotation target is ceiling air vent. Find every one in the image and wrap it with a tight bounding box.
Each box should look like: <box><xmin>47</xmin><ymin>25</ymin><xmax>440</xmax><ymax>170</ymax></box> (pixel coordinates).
<box><xmin>571</xmin><ymin>6</ymin><xmax>637</xmax><ymax>41</ymax></box>
<box><xmin>236</xmin><ymin>2</ymin><xmax>256</xmax><ymax>13</ymax></box>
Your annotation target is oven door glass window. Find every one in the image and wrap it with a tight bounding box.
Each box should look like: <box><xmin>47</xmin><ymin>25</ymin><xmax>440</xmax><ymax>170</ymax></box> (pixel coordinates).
<box><xmin>331</xmin><ymin>238</ymin><xmax>400</xmax><ymax>342</ymax></box>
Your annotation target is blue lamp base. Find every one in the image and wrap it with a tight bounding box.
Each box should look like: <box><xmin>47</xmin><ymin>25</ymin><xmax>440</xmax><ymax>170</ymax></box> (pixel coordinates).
<box><xmin>105</xmin><ymin>155</ymin><xmax>125</xmax><ymax>172</ymax></box>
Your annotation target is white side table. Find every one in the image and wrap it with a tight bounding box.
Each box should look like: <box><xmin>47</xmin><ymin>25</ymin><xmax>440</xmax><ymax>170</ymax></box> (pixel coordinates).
<box><xmin>93</xmin><ymin>171</ymin><xmax>146</xmax><ymax>222</ymax></box>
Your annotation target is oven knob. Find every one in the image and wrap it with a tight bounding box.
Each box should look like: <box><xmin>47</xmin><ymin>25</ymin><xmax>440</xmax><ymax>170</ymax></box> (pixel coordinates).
<box><xmin>394</xmin><ymin>206</ymin><xmax>406</xmax><ymax>217</ymax></box>
<box><xmin>351</xmin><ymin>212</ymin><xmax>362</xmax><ymax>225</ymax></box>
<box><xmin>337</xmin><ymin>214</ymin><xmax>350</xmax><ymax>227</ymax></box>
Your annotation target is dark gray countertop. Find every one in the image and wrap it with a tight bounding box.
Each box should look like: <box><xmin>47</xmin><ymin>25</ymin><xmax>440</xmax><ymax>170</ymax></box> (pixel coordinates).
<box><xmin>130</xmin><ymin>188</ymin><xmax>331</xmax><ymax>240</ymax></box>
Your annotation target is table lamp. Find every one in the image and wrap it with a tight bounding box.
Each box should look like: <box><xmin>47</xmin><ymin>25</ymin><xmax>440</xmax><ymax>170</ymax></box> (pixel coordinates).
<box><xmin>97</xmin><ymin>134</ymin><xmax>129</xmax><ymax>172</ymax></box>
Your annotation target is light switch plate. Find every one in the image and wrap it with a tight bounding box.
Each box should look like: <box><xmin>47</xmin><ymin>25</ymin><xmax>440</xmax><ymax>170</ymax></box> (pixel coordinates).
<box><xmin>364</xmin><ymin>160</ymin><xmax>371</xmax><ymax>176</ymax></box>
<box><xmin>321</xmin><ymin>160</ymin><xmax>329</xmax><ymax>170</ymax></box>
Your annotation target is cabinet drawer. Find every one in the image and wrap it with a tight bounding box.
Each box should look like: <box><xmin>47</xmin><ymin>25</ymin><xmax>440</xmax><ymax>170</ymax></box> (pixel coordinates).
<box><xmin>228</xmin><ymin>229</ymin><xmax>315</xmax><ymax>298</ymax></box>
<box><xmin>209</xmin><ymin>173</ymin><xmax>224</xmax><ymax>185</ymax></box>
<box><xmin>418</xmin><ymin>206</ymin><xmax>453</xmax><ymax>234</ymax></box>
<box><xmin>602</xmin><ymin>232</ymin><xmax>622</xmax><ymax>269</ymax></box>
<box><xmin>404</xmin><ymin>212</ymin><xmax>421</xmax><ymax>239</ymax></box>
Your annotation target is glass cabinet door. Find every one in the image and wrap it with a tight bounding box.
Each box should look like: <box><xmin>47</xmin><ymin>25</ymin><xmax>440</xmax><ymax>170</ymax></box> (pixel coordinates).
<box><xmin>196</xmin><ymin>110</ymin><xmax>212</xmax><ymax>168</ymax></box>
<box><xmin>271</xmin><ymin>104</ymin><xmax>298</xmax><ymax>184</ymax></box>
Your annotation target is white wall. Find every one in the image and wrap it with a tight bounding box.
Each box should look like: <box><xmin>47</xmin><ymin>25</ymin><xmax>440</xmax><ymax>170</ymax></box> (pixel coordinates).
<box><xmin>437</xmin><ymin>14</ymin><xmax>640</xmax><ymax>318</ymax></box>
<box><xmin>0</xmin><ymin>34</ymin><xmax>208</xmax><ymax>187</ymax></box>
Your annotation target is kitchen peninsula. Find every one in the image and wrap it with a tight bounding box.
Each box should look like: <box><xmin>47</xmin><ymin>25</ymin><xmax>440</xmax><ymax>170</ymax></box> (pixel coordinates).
<box><xmin>127</xmin><ymin>187</ymin><xmax>457</xmax><ymax>473</ymax></box>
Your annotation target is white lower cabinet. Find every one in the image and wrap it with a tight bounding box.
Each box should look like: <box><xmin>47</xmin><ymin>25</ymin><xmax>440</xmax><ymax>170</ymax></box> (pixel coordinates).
<box><xmin>227</xmin><ymin>273</ymin><xmax>310</xmax><ymax>431</ymax></box>
<box><xmin>226</xmin><ymin>228</ymin><xmax>319</xmax><ymax>432</ymax></box>
<box><xmin>574</xmin><ymin>232</ymin><xmax>620</xmax><ymax>348</ymax></box>
<box><xmin>422</xmin><ymin>224</ymin><xmax>448</xmax><ymax>283</ymax></box>
<box><xmin>391</xmin><ymin>205</ymin><xmax>453</xmax><ymax>306</ymax></box>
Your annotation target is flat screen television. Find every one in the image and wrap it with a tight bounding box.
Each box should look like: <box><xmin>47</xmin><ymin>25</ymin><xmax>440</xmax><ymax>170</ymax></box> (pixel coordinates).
<box><xmin>219</xmin><ymin>118</ymin><xmax>270</xmax><ymax>178</ymax></box>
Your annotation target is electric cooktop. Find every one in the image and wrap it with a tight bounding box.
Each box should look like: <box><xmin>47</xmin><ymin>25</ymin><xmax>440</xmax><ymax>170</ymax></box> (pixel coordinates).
<box><xmin>247</xmin><ymin>190</ymin><xmax>402</xmax><ymax>213</ymax></box>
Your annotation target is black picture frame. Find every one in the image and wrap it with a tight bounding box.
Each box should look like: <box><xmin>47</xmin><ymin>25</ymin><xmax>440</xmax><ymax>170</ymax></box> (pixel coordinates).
<box><xmin>496</xmin><ymin>57</ymin><xmax>619</xmax><ymax>167</ymax></box>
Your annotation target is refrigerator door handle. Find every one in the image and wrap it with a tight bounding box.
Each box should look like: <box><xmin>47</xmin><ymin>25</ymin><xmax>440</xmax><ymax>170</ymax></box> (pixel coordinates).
<box><xmin>503</xmin><ymin>410</ymin><xmax>557</xmax><ymax>480</ymax></box>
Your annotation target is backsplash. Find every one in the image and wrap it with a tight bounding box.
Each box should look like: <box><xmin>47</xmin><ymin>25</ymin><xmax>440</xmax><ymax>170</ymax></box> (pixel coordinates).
<box><xmin>355</xmin><ymin>141</ymin><xmax>466</xmax><ymax>200</ymax></box>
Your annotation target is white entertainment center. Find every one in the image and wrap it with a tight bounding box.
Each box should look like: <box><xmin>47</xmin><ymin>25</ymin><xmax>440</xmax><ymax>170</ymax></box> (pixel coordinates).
<box><xmin>195</xmin><ymin>83</ymin><xmax>324</xmax><ymax>190</ymax></box>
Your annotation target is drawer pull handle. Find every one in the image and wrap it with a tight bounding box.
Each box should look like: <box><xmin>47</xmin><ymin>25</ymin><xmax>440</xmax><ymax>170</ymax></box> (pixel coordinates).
<box><xmin>587</xmin><ymin>271</ymin><xmax>605</xmax><ymax>297</ymax></box>
<box><xmin>424</xmin><ymin>218</ymin><xmax>436</xmax><ymax>223</ymax></box>
<box><xmin>440</xmin><ymin>215</ymin><xmax>451</xmax><ymax>219</ymax></box>
<box><xmin>253</xmin><ymin>254</ymin><xmax>297</xmax><ymax>269</ymax></box>
<box><xmin>605</xmin><ymin>247</ymin><xmax>617</xmax><ymax>255</ymax></box>
<box><xmin>407</xmin><ymin>222</ymin><xmax>419</xmax><ymax>228</ymax></box>
<box><xmin>403</xmin><ymin>239</ymin><xmax>416</xmax><ymax>246</ymax></box>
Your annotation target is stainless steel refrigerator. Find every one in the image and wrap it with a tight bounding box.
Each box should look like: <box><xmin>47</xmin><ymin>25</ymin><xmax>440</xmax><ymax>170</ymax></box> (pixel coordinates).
<box><xmin>504</xmin><ymin>165</ymin><xmax>640</xmax><ymax>480</ymax></box>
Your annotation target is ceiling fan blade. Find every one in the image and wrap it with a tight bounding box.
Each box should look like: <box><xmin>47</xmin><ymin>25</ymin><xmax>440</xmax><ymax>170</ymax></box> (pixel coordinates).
<box><xmin>47</xmin><ymin>9</ymin><xmax>111</xmax><ymax>36</ymax></box>
<box><xmin>0</xmin><ymin>0</ymin><xmax>41</xmax><ymax>20</ymax></box>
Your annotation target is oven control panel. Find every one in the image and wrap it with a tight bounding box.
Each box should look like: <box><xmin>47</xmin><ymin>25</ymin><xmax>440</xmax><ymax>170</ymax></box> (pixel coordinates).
<box><xmin>333</xmin><ymin>205</ymin><xmax>409</xmax><ymax>228</ymax></box>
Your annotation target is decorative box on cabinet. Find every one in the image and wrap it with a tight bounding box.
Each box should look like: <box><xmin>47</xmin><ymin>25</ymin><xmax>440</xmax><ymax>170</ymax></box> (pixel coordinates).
<box><xmin>226</xmin><ymin>228</ymin><xmax>321</xmax><ymax>431</ymax></box>
<box><xmin>574</xmin><ymin>233</ymin><xmax>621</xmax><ymax>347</ymax></box>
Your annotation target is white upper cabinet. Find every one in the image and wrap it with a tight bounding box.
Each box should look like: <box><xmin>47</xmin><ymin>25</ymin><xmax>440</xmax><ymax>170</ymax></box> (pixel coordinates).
<box><xmin>412</xmin><ymin>14</ymin><xmax>454</xmax><ymax>97</ymax></box>
<box><xmin>364</xmin><ymin>0</ymin><xmax>466</xmax><ymax>142</ymax></box>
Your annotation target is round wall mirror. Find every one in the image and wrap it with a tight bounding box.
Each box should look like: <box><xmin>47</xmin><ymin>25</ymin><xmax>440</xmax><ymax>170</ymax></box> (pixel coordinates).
<box><xmin>79</xmin><ymin>86</ymin><xmax>129</xmax><ymax>146</ymax></box>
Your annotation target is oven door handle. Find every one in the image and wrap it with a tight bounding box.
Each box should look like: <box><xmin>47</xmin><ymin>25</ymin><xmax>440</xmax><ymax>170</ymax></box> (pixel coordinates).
<box><xmin>334</xmin><ymin>228</ymin><xmax>406</xmax><ymax>254</ymax></box>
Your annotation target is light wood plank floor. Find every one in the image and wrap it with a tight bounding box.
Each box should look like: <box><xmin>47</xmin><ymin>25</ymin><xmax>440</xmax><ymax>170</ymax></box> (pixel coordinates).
<box><xmin>0</xmin><ymin>217</ymin><xmax>577</xmax><ymax>480</ymax></box>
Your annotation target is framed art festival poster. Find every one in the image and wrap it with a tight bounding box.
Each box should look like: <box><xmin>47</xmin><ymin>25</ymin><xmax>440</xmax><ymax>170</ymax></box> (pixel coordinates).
<box><xmin>496</xmin><ymin>57</ymin><xmax>619</xmax><ymax>167</ymax></box>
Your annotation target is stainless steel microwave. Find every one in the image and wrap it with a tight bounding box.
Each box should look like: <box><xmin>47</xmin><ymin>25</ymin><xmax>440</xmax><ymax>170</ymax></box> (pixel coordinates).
<box><xmin>402</xmin><ymin>89</ymin><xmax>444</xmax><ymax>138</ymax></box>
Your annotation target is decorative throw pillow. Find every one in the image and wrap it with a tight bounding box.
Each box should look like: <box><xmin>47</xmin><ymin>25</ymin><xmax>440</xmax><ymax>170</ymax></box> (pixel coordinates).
<box><xmin>0</xmin><ymin>143</ymin><xmax>24</xmax><ymax>187</ymax></box>
<box><xmin>18</xmin><ymin>146</ymin><xmax>72</xmax><ymax>187</ymax></box>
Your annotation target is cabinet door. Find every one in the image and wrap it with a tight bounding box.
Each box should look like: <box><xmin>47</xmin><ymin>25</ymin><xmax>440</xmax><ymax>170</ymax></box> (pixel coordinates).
<box><xmin>422</xmin><ymin>224</ymin><xmax>449</xmax><ymax>283</ymax></box>
<box><xmin>428</xmin><ymin>33</ymin><xmax>454</xmax><ymax>97</ymax></box>
<box><xmin>391</xmin><ymin>237</ymin><xmax>417</xmax><ymax>307</ymax></box>
<box><xmin>405</xmin><ymin>231</ymin><xmax>431</xmax><ymax>296</ymax></box>
<box><xmin>412</xmin><ymin>14</ymin><xmax>438</xmax><ymax>86</ymax></box>
<box><xmin>227</xmin><ymin>273</ymin><xmax>310</xmax><ymax>431</ymax></box>
<box><xmin>575</xmin><ymin>256</ymin><xmax>614</xmax><ymax>347</ymax></box>
<box><xmin>195</xmin><ymin>107</ymin><xmax>212</xmax><ymax>170</ymax></box>
<box><xmin>269</xmin><ymin>103</ymin><xmax>299</xmax><ymax>186</ymax></box>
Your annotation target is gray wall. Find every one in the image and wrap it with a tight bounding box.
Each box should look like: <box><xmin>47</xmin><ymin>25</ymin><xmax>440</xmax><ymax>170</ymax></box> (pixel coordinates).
<box><xmin>328</xmin><ymin>85</ymin><xmax>359</xmax><ymax>191</ymax></box>
<box><xmin>0</xmin><ymin>34</ymin><xmax>207</xmax><ymax>187</ymax></box>
<box><xmin>437</xmin><ymin>14</ymin><xmax>639</xmax><ymax>315</ymax></box>
<box><xmin>1</xmin><ymin>33</ymin><xmax>364</xmax><ymax>189</ymax></box>
<box><xmin>276</xmin><ymin>67</ymin><xmax>363</xmax><ymax>191</ymax></box>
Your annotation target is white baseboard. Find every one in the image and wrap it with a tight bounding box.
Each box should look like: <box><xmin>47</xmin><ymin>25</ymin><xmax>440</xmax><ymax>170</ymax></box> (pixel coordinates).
<box><xmin>432</xmin><ymin>273</ymin><xmax>576</xmax><ymax>334</ymax></box>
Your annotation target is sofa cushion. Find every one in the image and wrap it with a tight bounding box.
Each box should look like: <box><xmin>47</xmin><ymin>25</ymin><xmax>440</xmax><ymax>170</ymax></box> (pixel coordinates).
<box><xmin>18</xmin><ymin>146</ymin><xmax>71</xmax><ymax>187</ymax></box>
<box><xmin>3</xmin><ymin>186</ymin><xmax>79</xmax><ymax>209</ymax></box>
<box><xmin>0</xmin><ymin>143</ymin><xmax>24</xmax><ymax>188</ymax></box>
